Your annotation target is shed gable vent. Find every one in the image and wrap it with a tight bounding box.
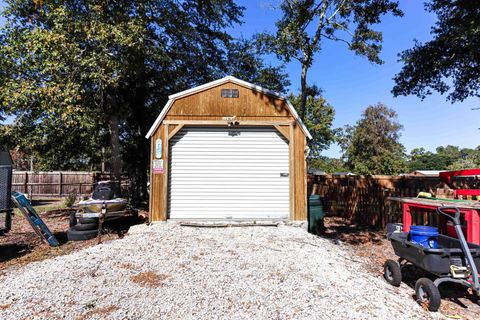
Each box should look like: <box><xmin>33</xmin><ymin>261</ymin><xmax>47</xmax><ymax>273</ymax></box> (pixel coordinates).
<box><xmin>221</xmin><ymin>89</ymin><xmax>239</xmax><ymax>98</ymax></box>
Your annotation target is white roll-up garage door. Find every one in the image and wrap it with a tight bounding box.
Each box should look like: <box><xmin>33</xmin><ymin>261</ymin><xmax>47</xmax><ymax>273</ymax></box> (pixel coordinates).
<box><xmin>168</xmin><ymin>126</ymin><xmax>290</xmax><ymax>219</ymax></box>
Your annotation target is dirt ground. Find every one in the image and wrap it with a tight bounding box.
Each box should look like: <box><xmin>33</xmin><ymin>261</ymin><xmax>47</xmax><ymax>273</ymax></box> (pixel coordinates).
<box><xmin>0</xmin><ymin>198</ymin><xmax>146</xmax><ymax>273</ymax></box>
<box><xmin>322</xmin><ymin>217</ymin><xmax>480</xmax><ymax>320</ymax></box>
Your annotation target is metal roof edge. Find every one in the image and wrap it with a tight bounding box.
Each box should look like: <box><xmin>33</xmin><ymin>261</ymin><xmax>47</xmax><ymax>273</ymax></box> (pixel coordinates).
<box><xmin>145</xmin><ymin>99</ymin><xmax>173</xmax><ymax>138</ymax></box>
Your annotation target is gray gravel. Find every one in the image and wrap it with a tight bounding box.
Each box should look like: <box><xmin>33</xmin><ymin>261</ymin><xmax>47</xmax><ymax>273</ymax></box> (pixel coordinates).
<box><xmin>0</xmin><ymin>222</ymin><xmax>431</xmax><ymax>319</ymax></box>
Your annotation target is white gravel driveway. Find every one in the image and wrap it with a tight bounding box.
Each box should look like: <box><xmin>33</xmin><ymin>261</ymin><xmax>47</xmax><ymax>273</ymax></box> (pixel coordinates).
<box><xmin>0</xmin><ymin>223</ymin><xmax>431</xmax><ymax>319</ymax></box>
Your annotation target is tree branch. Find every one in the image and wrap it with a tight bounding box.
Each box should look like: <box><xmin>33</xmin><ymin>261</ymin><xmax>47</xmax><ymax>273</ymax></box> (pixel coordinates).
<box><xmin>311</xmin><ymin>0</ymin><xmax>329</xmax><ymax>49</ymax></box>
<box><xmin>326</xmin><ymin>0</ymin><xmax>347</xmax><ymax>22</ymax></box>
<box><xmin>312</xmin><ymin>0</ymin><xmax>327</xmax><ymax>14</ymax></box>
<box><xmin>320</xmin><ymin>33</ymin><xmax>351</xmax><ymax>47</ymax></box>
<box><xmin>291</xmin><ymin>52</ymin><xmax>303</xmax><ymax>62</ymax></box>
<box><xmin>285</xmin><ymin>0</ymin><xmax>296</xmax><ymax>15</ymax></box>
<box><xmin>332</xmin><ymin>22</ymin><xmax>354</xmax><ymax>37</ymax></box>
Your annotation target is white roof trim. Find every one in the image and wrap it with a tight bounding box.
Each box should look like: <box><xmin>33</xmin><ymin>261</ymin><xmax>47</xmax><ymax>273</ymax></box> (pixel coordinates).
<box><xmin>145</xmin><ymin>76</ymin><xmax>312</xmax><ymax>139</ymax></box>
<box><xmin>146</xmin><ymin>99</ymin><xmax>173</xmax><ymax>139</ymax></box>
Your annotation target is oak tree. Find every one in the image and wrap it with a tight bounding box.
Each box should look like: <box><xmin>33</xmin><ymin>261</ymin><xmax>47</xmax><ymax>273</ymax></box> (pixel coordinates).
<box><xmin>0</xmin><ymin>1</ymin><xmax>288</xmax><ymax>200</ymax></box>
<box><xmin>339</xmin><ymin>103</ymin><xmax>407</xmax><ymax>175</ymax></box>
<box><xmin>393</xmin><ymin>0</ymin><xmax>480</xmax><ymax>102</ymax></box>
<box><xmin>289</xmin><ymin>86</ymin><xmax>336</xmax><ymax>161</ymax></box>
<box><xmin>259</xmin><ymin>0</ymin><xmax>403</xmax><ymax>121</ymax></box>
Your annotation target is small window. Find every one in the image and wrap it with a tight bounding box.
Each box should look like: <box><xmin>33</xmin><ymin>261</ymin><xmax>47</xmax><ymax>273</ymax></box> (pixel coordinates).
<box><xmin>221</xmin><ymin>89</ymin><xmax>239</xmax><ymax>98</ymax></box>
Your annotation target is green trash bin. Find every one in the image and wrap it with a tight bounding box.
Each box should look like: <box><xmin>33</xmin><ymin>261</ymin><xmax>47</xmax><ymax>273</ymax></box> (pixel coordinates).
<box><xmin>308</xmin><ymin>195</ymin><xmax>325</xmax><ymax>234</ymax></box>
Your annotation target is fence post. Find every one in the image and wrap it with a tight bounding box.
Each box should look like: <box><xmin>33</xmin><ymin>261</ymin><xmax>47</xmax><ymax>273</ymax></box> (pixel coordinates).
<box><xmin>59</xmin><ymin>172</ymin><xmax>62</xmax><ymax>196</ymax></box>
<box><xmin>91</xmin><ymin>172</ymin><xmax>96</xmax><ymax>194</ymax></box>
<box><xmin>27</xmin><ymin>172</ymin><xmax>32</xmax><ymax>200</ymax></box>
<box><xmin>24</xmin><ymin>172</ymin><xmax>28</xmax><ymax>194</ymax></box>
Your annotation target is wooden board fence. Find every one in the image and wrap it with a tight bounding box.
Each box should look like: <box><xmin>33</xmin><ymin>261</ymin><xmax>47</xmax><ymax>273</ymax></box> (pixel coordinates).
<box><xmin>12</xmin><ymin>172</ymin><xmax>129</xmax><ymax>197</ymax></box>
<box><xmin>308</xmin><ymin>174</ymin><xmax>480</xmax><ymax>228</ymax></box>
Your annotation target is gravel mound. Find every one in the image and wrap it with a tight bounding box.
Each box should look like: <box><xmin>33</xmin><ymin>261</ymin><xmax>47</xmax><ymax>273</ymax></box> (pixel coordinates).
<box><xmin>0</xmin><ymin>223</ymin><xmax>431</xmax><ymax>319</ymax></box>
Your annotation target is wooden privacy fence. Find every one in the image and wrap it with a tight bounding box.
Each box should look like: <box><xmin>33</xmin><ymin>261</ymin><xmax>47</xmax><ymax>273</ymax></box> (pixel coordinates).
<box><xmin>308</xmin><ymin>174</ymin><xmax>480</xmax><ymax>228</ymax></box>
<box><xmin>11</xmin><ymin>171</ymin><xmax>130</xmax><ymax>197</ymax></box>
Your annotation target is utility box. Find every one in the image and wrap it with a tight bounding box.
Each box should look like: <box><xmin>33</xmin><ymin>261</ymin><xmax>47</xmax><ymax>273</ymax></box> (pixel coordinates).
<box><xmin>308</xmin><ymin>195</ymin><xmax>325</xmax><ymax>235</ymax></box>
<box><xmin>0</xmin><ymin>149</ymin><xmax>13</xmax><ymax>234</ymax></box>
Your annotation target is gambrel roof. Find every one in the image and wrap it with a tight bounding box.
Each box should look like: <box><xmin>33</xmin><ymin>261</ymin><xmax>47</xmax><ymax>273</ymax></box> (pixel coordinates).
<box><xmin>145</xmin><ymin>76</ymin><xmax>312</xmax><ymax>139</ymax></box>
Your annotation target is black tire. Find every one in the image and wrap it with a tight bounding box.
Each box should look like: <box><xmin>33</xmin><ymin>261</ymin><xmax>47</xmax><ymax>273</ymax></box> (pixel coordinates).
<box><xmin>74</xmin><ymin>222</ymin><xmax>98</xmax><ymax>231</ymax></box>
<box><xmin>78</xmin><ymin>217</ymin><xmax>98</xmax><ymax>224</ymax></box>
<box><xmin>383</xmin><ymin>259</ymin><xmax>402</xmax><ymax>287</ymax></box>
<box><xmin>69</xmin><ymin>212</ymin><xmax>77</xmax><ymax>228</ymax></box>
<box><xmin>415</xmin><ymin>277</ymin><xmax>441</xmax><ymax>312</ymax></box>
<box><xmin>67</xmin><ymin>226</ymin><xmax>99</xmax><ymax>241</ymax></box>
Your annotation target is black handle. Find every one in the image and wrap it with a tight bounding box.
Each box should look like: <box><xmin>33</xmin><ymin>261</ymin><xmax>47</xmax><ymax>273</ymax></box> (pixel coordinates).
<box><xmin>436</xmin><ymin>206</ymin><xmax>461</xmax><ymax>225</ymax></box>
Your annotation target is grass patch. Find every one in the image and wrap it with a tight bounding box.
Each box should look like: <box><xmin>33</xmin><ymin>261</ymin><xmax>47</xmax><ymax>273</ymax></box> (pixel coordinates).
<box><xmin>12</xmin><ymin>198</ymin><xmax>65</xmax><ymax>215</ymax></box>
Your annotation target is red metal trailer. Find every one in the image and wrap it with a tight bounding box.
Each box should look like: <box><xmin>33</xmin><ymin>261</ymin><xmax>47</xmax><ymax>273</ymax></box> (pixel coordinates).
<box><xmin>389</xmin><ymin>168</ymin><xmax>480</xmax><ymax>245</ymax></box>
<box><xmin>439</xmin><ymin>168</ymin><xmax>480</xmax><ymax>200</ymax></box>
<box><xmin>389</xmin><ymin>197</ymin><xmax>480</xmax><ymax>245</ymax></box>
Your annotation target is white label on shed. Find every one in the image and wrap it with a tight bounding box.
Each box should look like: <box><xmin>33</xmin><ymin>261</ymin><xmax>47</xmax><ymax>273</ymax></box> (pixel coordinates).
<box><xmin>153</xmin><ymin>159</ymin><xmax>164</xmax><ymax>174</ymax></box>
<box><xmin>155</xmin><ymin>139</ymin><xmax>162</xmax><ymax>158</ymax></box>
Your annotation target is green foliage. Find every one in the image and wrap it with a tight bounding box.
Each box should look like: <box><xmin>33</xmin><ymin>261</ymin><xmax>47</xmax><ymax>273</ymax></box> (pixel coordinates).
<box><xmin>408</xmin><ymin>145</ymin><xmax>480</xmax><ymax>171</ymax></box>
<box><xmin>447</xmin><ymin>158</ymin><xmax>477</xmax><ymax>171</ymax></box>
<box><xmin>258</xmin><ymin>0</ymin><xmax>402</xmax><ymax>119</ymax></box>
<box><xmin>393</xmin><ymin>0</ymin><xmax>480</xmax><ymax>102</ymax></box>
<box><xmin>225</xmin><ymin>38</ymin><xmax>290</xmax><ymax>94</ymax></box>
<box><xmin>289</xmin><ymin>86</ymin><xmax>336</xmax><ymax>160</ymax></box>
<box><xmin>0</xmin><ymin>1</ymin><xmax>288</xmax><ymax>200</ymax></box>
<box><xmin>309</xmin><ymin>156</ymin><xmax>347</xmax><ymax>174</ymax></box>
<box><xmin>63</xmin><ymin>192</ymin><xmax>77</xmax><ymax>208</ymax></box>
<box><xmin>408</xmin><ymin>148</ymin><xmax>448</xmax><ymax>171</ymax></box>
<box><xmin>339</xmin><ymin>103</ymin><xmax>407</xmax><ymax>175</ymax></box>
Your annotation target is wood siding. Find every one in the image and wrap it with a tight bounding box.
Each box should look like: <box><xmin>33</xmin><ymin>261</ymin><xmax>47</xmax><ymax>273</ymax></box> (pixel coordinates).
<box><xmin>293</xmin><ymin>125</ymin><xmax>307</xmax><ymax>220</ymax></box>
<box><xmin>150</xmin><ymin>126</ymin><xmax>167</xmax><ymax>221</ymax></box>
<box><xmin>165</xmin><ymin>83</ymin><xmax>291</xmax><ymax>121</ymax></box>
<box><xmin>149</xmin><ymin>80</ymin><xmax>308</xmax><ymax>221</ymax></box>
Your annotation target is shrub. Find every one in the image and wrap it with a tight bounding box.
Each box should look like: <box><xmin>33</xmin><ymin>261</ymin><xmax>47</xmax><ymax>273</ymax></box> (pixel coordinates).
<box><xmin>64</xmin><ymin>192</ymin><xmax>77</xmax><ymax>208</ymax></box>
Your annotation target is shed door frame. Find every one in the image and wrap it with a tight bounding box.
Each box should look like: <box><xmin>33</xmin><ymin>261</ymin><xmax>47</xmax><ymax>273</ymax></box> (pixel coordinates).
<box><xmin>164</xmin><ymin>121</ymin><xmax>295</xmax><ymax>220</ymax></box>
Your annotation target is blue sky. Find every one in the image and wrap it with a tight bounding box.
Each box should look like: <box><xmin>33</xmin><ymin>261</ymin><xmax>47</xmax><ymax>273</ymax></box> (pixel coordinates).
<box><xmin>231</xmin><ymin>0</ymin><xmax>479</xmax><ymax>157</ymax></box>
<box><xmin>1</xmin><ymin>1</ymin><xmax>478</xmax><ymax>158</ymax></box>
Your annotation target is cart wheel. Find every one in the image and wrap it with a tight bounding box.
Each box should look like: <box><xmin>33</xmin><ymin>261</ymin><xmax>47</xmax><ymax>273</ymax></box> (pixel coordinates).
<box><xmin>415</xmin><ymin>278</ymin><xmax>441</xmax><ymax>312</ymax></box>
<box><xmin>383</xmin><ymin>259</ymin><xmax>402</xmax><ymax>287</ymax></box>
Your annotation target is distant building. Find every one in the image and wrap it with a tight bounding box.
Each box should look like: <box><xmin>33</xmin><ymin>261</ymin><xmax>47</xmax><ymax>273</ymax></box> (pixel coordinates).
<box><xmin>408</xmin><ymin>170</ymin><xmax>446</xmax><ymax>177</ymax></box>
<box><xmin>331</xmin><ymin>172</ymin><xmax>356</xmax><ymax>176</ymax></box>
<box><xmin>308</xmin><ymin>168</ymin><xmax>326</xmax><ymax>176</ymax></box>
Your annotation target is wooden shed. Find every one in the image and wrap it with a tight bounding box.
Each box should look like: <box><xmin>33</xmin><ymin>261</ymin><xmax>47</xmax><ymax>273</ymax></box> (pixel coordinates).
<box><xmin>145</xmin><ymin>76</ymin><xmax>312</xmax><ymax>221</ymax></box>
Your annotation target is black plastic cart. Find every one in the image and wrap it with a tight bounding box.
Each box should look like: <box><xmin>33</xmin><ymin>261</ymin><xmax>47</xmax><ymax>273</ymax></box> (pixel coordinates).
<box><xmin>384</xmin><ymin>206</ymin><xmax>480</xmax><ymax>311</ymax></box>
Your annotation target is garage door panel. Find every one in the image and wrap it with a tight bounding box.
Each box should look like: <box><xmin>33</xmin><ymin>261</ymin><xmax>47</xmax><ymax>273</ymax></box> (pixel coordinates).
<box><xmin>169</xmin><ymin>196</ymin><xmax>289</xmax><ymax>200</ymax></box>
<box><xmin>171</xmin><ymin>213</ymin><xmax>285</xmax><ymax>220</ymax></box>
<box><xmin>168</xmin><ymin>126</ymin><xmax>290</xmax><ymax>219</ymax></box>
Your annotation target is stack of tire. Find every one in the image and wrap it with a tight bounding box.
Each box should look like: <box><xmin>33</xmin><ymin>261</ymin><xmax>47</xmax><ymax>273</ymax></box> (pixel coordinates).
<box><xmin>67</xmin><ymin>213</ymin><xmax>99</xmax><ymax>241</ymax></box>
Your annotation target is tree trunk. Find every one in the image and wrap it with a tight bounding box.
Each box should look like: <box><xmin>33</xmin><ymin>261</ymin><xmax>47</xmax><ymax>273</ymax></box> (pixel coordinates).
<box><xmin>106</xmin><ymin>89</ymin><xmax>122</xmax><ymax>181</ymax></box>
<box><xmin>108</xmin><ymin>113</ymin><xmax>122</xmax><ymax>182</ymax></box>
<box><xmin>300</xmin><ymin>64</ymin><xmax>308</xmax><ymax>122</ymax></box>
<box><xmin>130</xmin><ymin>105</ymin><xmax>149</xmax><ymax>203</ymax></box>
<box><xmin>124</xmin><ymin>61</ymin><xmax>149</xmax><ymax>204</ymax></box>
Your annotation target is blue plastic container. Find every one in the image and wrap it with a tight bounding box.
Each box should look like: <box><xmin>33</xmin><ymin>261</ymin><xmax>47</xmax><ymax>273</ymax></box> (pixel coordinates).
<box><xmin>410</xmin><ymin>226</ymin><xmax>439</xmax><ymax>249</ymax></box>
